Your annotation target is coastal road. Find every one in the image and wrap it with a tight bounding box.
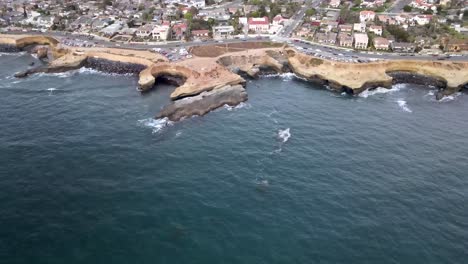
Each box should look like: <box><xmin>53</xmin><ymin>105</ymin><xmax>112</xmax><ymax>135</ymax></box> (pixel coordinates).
<box><xmin>277</xmin><ymin>0</ymin><xmax>322</xmax><ymax>38</ymax></box>
<box><xmin>387</xmin><ymin>0</ymin><xmax>413</xmax><ymax>13</ymax></box>
<box><xmin>6</xmin><ymin>30</ymin><xmax>468</xmax><ymax>62</ymax></box>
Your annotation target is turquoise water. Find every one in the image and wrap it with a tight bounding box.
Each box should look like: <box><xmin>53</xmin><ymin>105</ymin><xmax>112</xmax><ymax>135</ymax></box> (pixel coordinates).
<box><xmin>1</xmin><ymin>53</ymin><xmax>467</xmax><ymax>263</ymax></box>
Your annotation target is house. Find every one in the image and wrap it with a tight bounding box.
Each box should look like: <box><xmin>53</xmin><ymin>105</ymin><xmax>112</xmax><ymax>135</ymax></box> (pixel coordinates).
<box><xmin>377</xmin><ymin>15</ymin><xmax>397</xmax><ymax>25</ymax></box>
<box><xmin>248</xmin><ymin>17</ymin><xmax>269</xmax><ymax>33</ymax></box>
<box><xmin>338</xmin><ymin>33</ymin><xmax>353</xmax><ymax>47</ymax></box>
<box><xmin>410</xmin><ymin>0</ymin><xmax>436</xmax><ymax>11</ymax></box>
<box><xmin>272</xmin><ymin>14</ymin><xmax>288</xmax><ymax>25</ymax></box>
<box><xmin>391</xmin><ymin>42</ymin><xmax>416</xmax><ymax>53</ymax></box>
<box><xmin>151</xmin><ymin>25</ymin><xmax>170</xmax><ymax>41</ymax></box>
<box><xmin>369</xmin><ymin>25</ymin><xmax>382</xmax><ymax>36</ymax></box>
<box><xmin>413</xmin><ymin>15</ymin><xmax>432</xmax><ymax>25</ymax></box>
<box><xmin>359</xmin><ymin>11</ymin><xmax>375</xmax><ymax>23</ymax></box>
<box><xmin>353</xmin><ymin>23</ymin><xmax>366</xmax><ymax>33</ymax></box>
<box><xmin>171</xmin><ymin>23</ymin><xmax>187</xmax><ymax>40</ymax></box>
<box><xmin>314</xmin><ymin>32</ymin><xmax>337</xmax><ymax>44</ymax></box>
<box><xmin>191</xmin><ymin>29</ymin><xmax>210</xmax><ymax>38</ymax></box>
<box><xmin>373</xmin><ymin>37</ymin><xmax>390</xmax><ymax>50</ymax></box>
<box><xmin>212</xmin><ymin>25</ymin><xmax>235</xmax><ymax>39</ymax></box>
<box><xmin>136</xmin><ymin>24</ymin><xmax>154</xmax><ymax>38</ymax></box>
<box><xmin>354</xmin><ymin>33</ymin><xmax>369</xmax><ymax>49</ymax></box>
<box><xmin>361</xmin><ymin>0</ymin><xmax>385</xmax><ymax>7</ymax></box>
<box><xmin>329</xmin><ymin>0</ymin><xmax>341</xmax><ymax>8</ymax></box>
<box><xmin>339</xmin><ymin>24</ymin><xmax>353</xmax><ymax>33</ymax></box>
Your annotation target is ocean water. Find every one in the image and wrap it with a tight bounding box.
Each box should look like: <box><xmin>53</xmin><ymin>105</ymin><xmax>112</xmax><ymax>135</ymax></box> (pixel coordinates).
<box><xmin>1</xmin><ymin>53</ymin><xmax>467</xmax><ymax>264</ymax></box>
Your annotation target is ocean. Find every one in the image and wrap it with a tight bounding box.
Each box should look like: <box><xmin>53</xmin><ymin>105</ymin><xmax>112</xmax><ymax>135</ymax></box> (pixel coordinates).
<box><xmin>1</xmin><ymin>52</ymin><xmax>467</xmax><ymax>264</ymax></box>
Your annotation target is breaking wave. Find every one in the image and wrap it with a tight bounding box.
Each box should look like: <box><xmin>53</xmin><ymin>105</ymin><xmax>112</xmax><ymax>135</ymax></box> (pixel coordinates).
<box><xmin>438</xmin><ymin>92</ymin><xmax>462</xmax><ymax>103</ymax></box>
<box><xmin>359</xmin><ymin>84</ymin><xmax>407</xmax><ymax>98</ymax></box>
<box><xmin>138</xmin><ymin>117</ymin><xmax>173</xmax><ymax>133</ymax></box>
<box><xmin>397</xmin><ymin>99</ymin><xmax>412</xmax><ymax>113</ymax></box>
<box><xmin>223</xmin><ymin>102</ymin><xmax>251</xmax><ymax>111</ymax></box>
<box><xmin>278</xmin><ymin>128</ymin><xmax>291</xmax><ymax>143</ymax></box>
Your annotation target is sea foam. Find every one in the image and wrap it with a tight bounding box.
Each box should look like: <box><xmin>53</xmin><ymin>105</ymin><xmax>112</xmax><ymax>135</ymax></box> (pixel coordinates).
<box><xmin>278</xmin><ymin>128</ymin><xmax>291</xmax><ymax>143</ymax></box>
<box><xmin>223</xmin><ymin>102</ymin><xmax>251</xmax><ymax>111</ymax></box>
<box><xmin>397</xmin><ymin>99</ymin><xmax>412</xmax><ymax>113</ymax></box>
<box><xmin>138</xmin><ymin>117</ymin><xmax>173</xmax><ymax>133</ymax></box>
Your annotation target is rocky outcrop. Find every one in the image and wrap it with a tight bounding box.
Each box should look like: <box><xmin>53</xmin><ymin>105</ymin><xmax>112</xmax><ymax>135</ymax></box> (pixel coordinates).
<box><xmin>86</xmin><ymin>57</ymin><xmax>146</xmax><ymax>74</ymax></box>
<box><xmin>139</xmin><ymin>58</ymin><xmax>246</xmax><ymax>100</ymax></box>
<box><xmin>217</xmin><ymin>50</ymin><xmax>289</xmax><ymax>78</ymax></box>
<box><xmin>0</xmin><ymin>44</ymin><xmax>21</xmax><ymax>52</ymax></box>
<box><xmin>286</xmin><ymin>49</ymin><xmax>468</xmax><ymax>97</ymax></box>
<box><xmin>157</xmin><ymin>84</ymin><xmax>248</xmax><ymax>121</ymax></box>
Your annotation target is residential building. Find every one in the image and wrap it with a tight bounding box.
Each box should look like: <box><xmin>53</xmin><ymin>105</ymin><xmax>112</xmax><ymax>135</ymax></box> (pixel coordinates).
<box><xmin>171</xmin><ymin>23</ymin><xmax>187</xmax><ymax>40</ymax></box>
<box><xmin>339</xmin><ymin>24</ymin><xmax>353</xmax><ymax>33</ymax></box>
<box><xmin>353</xmin><ymin>23</ymin><xmax>366</xmax><ymax>33</ymax></box>
<box><xmin>248</xmin><ymin>17</ymin><xmax>269</xmax><ymax>33</ymax></box>
<box><xmin>151</xmin><ymin>25</ymin><xmax>170</xmax><ymax>40</ymax></box>
<box><xmin>369</xmin><ymin>25</ymin><xmax>382</xmax><ymax>36</ymax></box>
<box><xmin>338</xmin><ymin>33</ymin><xmax>353</xmax><ymax>47</ymax></box>
<box><xmin>212</xmin><ymin>25</ymin><xmax>235</xmax><ymax>39</ymax></box>
<box><xmin>359</xmin><ymin>11</ymin><xmax>376</xmax><ymax>23</ymax></box>
<box><xmin>136</xmin><ymin>24</ymin><xmax>154</xmax><ymax>38</ymax></box>
<box><xmin>413</xmin><ymin>15</ymin><xmax>432</xmax><ymax>25</ymax></box>
<box><xmin>329</xmin><ymin>0</ymin><xmax>341</xmax><ymax>8</ymax></box>
<box><xmin>354</xmin><ymin>33</ymin><xmax>369</xmax><ymax>49</ymax></box>
<box><xmin>191</xmin><ymin>29</ymin><xmax>210</xmax><ymax>38</ymax></box>
<box><xmin>391</xmin><ymin>42</ymin><xmax>416</xmax><ymax>53</ymax></box>
<box><xmin>272</xmin><ymin>14</ymin><xmax>287</xmax><ymax>25</ymax></box>
<box><xmin>373</xmin><ymin>37</ymin><xmax>390</xmax><ymax>50</ymax></box>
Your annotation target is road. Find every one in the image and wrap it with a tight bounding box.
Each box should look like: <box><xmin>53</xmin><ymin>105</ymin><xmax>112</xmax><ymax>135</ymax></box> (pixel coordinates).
<box><xmin>5</xmin><ymin>30</ymin><xmax>468</xmax><ymax>62</ymax></box>
<box><xmin>387</xmin><ymin>0</ymin><xmax>413</xmax><ymax>13</ymax></box>
<box><xmin>277</xmin><ymin>0</ymin><xmax>322</xmax><ymax>38</ymax></box>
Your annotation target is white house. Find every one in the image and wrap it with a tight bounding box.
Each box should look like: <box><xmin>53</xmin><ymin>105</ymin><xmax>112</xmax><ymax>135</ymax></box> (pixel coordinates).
<box><xmin>152</xmin><ymin>25</ymin><xmax>170</xmax><ymax>40</ymax></box>
<box><xmin>369</xmin><ymin>25</ymin><xmax>382</xmax><ymax>36</ymax></box>
<box><xmin>359</xmin><ymin>10</ymin><xmax>376</xmax><ymax>23</ymax></box>
<box><xmin>353</xmin><ymin>23</ymin><xmax>366</xmax><ymax>33</ymax></box>
<box><xmin>329</xmin><ymin>0</ymin><xmax>341</xmax><ymax>8</ymax></box>
<box><xmin>136</xmin><ymin>24</ymin><xmax>154</xmax><ymax>38</ymax></box>
<box><xmin>413</xmin><ymin>15</ymin><xmax>432</xmax><ymax>25</ymax></box>
<box><xmin>248</xmin><ymin>17</ymin><xmax>269</xmax><ymax>33</ymax></box>
<box><xmin>354</xmin><ymin>33</ymin><xmax>369</xmax><ymax>49</ymax></box>
<box><xmin>213</xmin><ymin>25</ymin><xmax>235</xmax><ymax>39</ymax></box>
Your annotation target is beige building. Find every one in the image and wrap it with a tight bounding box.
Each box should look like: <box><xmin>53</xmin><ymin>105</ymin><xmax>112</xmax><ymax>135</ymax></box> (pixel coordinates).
<box><xmin>354</xmin><ymin>33</ymin><xmax>369</xmax><ymax>49</ymax></box>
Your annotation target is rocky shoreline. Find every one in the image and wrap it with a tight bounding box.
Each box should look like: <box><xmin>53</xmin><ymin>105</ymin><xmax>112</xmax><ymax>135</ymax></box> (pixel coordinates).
<box><xmin>3</xmin><ymin>34</ymin><xmax>468</xmax><ymax>123</ymax></box>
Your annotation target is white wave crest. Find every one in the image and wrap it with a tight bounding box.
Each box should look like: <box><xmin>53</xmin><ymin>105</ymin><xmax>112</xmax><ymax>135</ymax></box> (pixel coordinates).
<box><xmin>278</xmin><ymin>128</ymin><xmax>291</xmax><ymax>143</ymax></box>
<box><xmin>397</xmin><ymin>99</ymin><xmax>412</xmax><ymax>113</ymax></box>
<box><xmin>138</xmin><ymin>117</ymin><xmax>173</xmax><ymax>133</ymax></box>
<box><xmin>359</xmin><ymin>84</ymin><xmax>408</xmax><ymax>98</ymax></box>
<box><xmin>78</xmin><ymin>67</ymin><xmax>134</xmax><ymax>76</ymax></box>
<box><xmin>223</xmin><ymin>102</ymin><xmax>251</xmax><ymax>111</ymax></box>
<box><xmin>46</xmin><ymin>88</ymin><xmax>57</xmax><ymax>91</ymax></box>
<box><xmin>438</xmin><ymin>92</ymin><xmax>462</xmax><ymax>103</ymax></box>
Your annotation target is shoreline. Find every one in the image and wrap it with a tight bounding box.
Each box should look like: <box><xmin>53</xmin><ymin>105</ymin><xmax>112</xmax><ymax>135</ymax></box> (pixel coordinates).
<box><xmin>2</xmin><ymin>34</ymin><xmax>468</xmax><ymax>121</ymax></box>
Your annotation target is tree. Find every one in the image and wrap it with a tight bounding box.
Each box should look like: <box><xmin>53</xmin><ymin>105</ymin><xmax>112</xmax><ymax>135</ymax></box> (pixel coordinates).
<box><xmin>403</xmin><ymin>5</ymin><xmax>412</xmax><ymax>12</ymax></box>
<box><xmin>387</xmin><ymin>25</ymin><xmax>410</xmax><ymax>42</ymax></box>
<box><xmin>184</xmin><ymin>12</ymin><xmax>193</xmax><ymax>21</ymax></box>
<box><xmin>305</xmin><ymin>8</ymin><xmax>316</xmax><ymax>17</ymax></box>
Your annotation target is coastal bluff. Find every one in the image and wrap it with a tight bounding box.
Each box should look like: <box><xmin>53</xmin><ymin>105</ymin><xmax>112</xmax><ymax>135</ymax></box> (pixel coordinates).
<box><xmin>287</xmin><ymin>49</ymin><xmax>468</xmax><ymax>98</ymax></box>
<box><xmin>4</xmin><ymin>34</ymin><xmax>468</xmax><ymax>121</ymax></box>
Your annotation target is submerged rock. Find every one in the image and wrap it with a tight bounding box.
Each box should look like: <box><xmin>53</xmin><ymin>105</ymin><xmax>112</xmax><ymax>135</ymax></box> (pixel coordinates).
<box><xmin>157</xmin><ymin>84</ymin><xmax>248</xmax><ymax>121</ymax></box>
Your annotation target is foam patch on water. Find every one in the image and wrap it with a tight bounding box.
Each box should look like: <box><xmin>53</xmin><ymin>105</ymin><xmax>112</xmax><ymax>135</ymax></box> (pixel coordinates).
<box><xmin>260</xmin><ymin>72</ymin><xmax>305</xmax><ymax>82</ymax></box>
<box><xmin>138</xmin><ymin>117</ymin><xmax>173</xmax><ymax>133</ymax></box>
<box><xmin>78</xmin><ymin>67</ymin><xmax>134</xmax><ymax>76</ymax></box>
<box><xmin>438</xmin><ymin>92</ymin><xmax>462</xmax><ymax>103</ymax></box>
<box><xmin>278</xmin><ymin>128</ymin><xmax>291</xmax><ymax>143</ymax></box>
<box><xmin>397</xmin><ymin>99</ymin><xmax>412</xmax><ymax>113</ymax></box>
<box><xmin>223</xmin><ymin>102</ymin><xmax>251</xmax><ymax>111</ymax></box>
